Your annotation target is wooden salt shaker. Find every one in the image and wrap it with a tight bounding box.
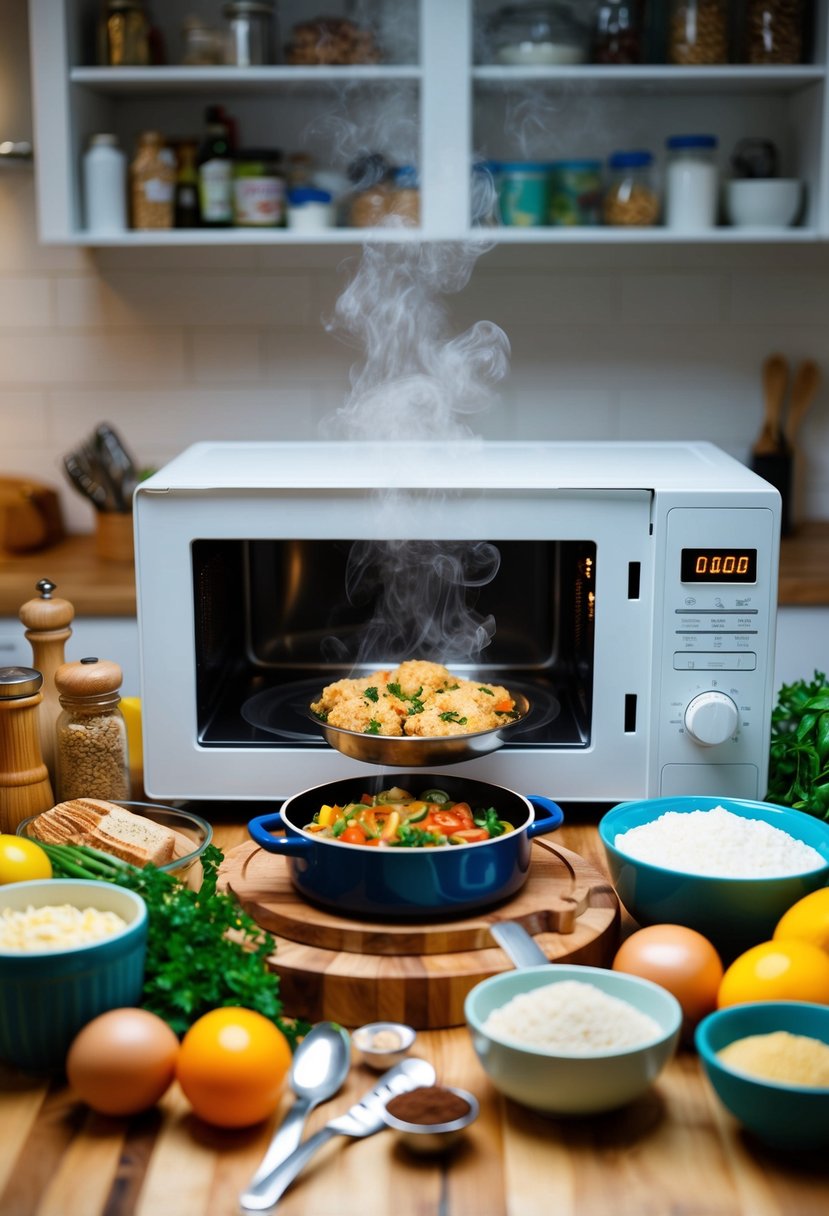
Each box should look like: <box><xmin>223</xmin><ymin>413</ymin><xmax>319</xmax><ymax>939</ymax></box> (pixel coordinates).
<box><xmin>18</xmin><ymin>578</ymin><xmax>74</xmax><ymax>785</ymax></box>
<box><xmin>0</xmin><ymin>667</ymin><xmax>55</xmax><ymax>833</ymax></box>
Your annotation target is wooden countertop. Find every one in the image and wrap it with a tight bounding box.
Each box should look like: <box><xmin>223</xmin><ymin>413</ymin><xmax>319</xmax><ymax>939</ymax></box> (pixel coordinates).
<box><xmin>0</xmin><ymin>818</ymin><xmax>826</xmax><ymax>1216</ymax></box>
<box><xmin>2</xmin><ymin>524</ymin><xmax>829</xmax><ymax>617</ymax></box>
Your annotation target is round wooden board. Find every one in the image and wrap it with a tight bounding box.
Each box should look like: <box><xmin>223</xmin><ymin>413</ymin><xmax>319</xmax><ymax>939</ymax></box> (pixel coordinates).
<box><xmin>218</xmin><ymin>839</ymin><xmax>620</xmax><ymax>1029</ymax></box>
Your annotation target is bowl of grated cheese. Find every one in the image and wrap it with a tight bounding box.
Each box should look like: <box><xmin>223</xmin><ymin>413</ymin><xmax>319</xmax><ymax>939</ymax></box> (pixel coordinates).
<box><xmin>0</xmin><ymin>878</ymin><xmax>147</xmax><ymax>1073</ymax></box>
<box><xmin>599</xmin><ymin>797</ymin><xmax>829</xmax><ymax>957</ymax></box>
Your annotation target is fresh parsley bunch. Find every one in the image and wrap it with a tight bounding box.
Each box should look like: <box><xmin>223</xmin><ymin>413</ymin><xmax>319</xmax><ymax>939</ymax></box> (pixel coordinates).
<box><xmin>767</xmin><ymin>671</ymin><xmax>829</xmax><ymax>820</ymax></box>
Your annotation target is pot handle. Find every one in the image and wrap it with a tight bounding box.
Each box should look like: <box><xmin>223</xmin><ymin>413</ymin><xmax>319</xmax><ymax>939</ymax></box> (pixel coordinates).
<box><xmin>526</xmin><ymin>796</ymin><xmax>564</xmax><ymax>838</ymax></box>
<box><xmin>248</xmin><ymin>813</ymin><xmax>315</xmax><ymax>856</ymax></box>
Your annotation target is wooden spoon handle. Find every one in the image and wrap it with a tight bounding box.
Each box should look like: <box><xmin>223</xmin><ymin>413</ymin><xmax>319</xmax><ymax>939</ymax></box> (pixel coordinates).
<box><xmin>785</xmin><ymin>359</ymin><xmax>821</xmax><ymax>445</ymax></box>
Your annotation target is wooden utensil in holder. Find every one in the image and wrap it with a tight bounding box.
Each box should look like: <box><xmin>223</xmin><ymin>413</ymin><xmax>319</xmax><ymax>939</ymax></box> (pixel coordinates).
<box><xmin>0</xmin><ymin>667</ymin><xmax>54</xmax><ymax>833</ymax></box>
<box><xmin>95</xmin><ymin>512</ymin><xmax>134</xmax><ymax>563</ymax></box>
<box><xmin>751</xmin><ymin>354</ymin><xmax>792</xmax><ymax>534</ymax></box>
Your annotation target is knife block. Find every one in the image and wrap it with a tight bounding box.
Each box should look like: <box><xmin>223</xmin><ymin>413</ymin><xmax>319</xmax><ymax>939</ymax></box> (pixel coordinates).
<box><xmin>95</xmin><ymin>512</ymin><xmax>135</xmax><ymax>563</ymax></box>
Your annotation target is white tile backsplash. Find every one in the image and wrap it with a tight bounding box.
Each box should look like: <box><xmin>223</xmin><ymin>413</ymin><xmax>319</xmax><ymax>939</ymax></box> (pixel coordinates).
<box><xmin>1</xmin><ymin>175</ymin><xmax>829</xmax><ymax>529</ymax></box>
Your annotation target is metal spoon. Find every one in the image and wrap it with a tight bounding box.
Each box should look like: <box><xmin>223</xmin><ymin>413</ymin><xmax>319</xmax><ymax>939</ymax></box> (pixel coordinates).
<box><xmin>246</xmin><ymin>1021</ymin><xmax>351</xmax><ymax>1190</ymax></box>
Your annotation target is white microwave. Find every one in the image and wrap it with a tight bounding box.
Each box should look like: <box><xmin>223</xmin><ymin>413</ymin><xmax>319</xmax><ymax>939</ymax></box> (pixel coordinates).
<box><xmin>134</xmin><ymin>440</ymin><xmax>780</xmax><ymax>804</ymax></box>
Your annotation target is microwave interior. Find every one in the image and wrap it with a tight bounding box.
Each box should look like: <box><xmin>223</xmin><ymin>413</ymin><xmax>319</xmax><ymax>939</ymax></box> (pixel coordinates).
<box><xmin>192</xmin><ymin>539</ymin><xmax>596</xmax><ymax>750</ymax></box>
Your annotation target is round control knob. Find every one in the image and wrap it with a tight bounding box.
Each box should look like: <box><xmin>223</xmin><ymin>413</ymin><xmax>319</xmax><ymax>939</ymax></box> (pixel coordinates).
<box><xmin>684</xmin><ymin>691</ymin><xmax>739</xmax><ymax>747</ymax></box>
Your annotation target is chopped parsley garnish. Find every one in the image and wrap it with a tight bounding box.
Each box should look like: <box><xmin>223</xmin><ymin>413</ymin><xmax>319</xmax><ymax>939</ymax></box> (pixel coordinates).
<box><xmin>474</xmin><ymin>806</ymin><xmax>507</xmax><ymax>837</ymax></box>
<box><xmin>364</xmin><ymin>718</ymin><xmax>382</xmax><ymax>735</ymax></box>
<box><xmin>363</xmin><ymin>686</ymin><xmax>379</xmax><ymax>702</ymax></box>
<box><xmin>388</xmin><ymin>682</ymin><xmax>425</xmax><ymax>715</ymax></box>
<box><xmin>439</xmin><ymin>711</ymin><xmax>468</xmax><ymax>725</ymax></box>
<box><xmin>477</xmin><ymin>686</ymin><xmax>494</xmax><ymax>696</ymax></box>
<box><xmin>392</xmin><ymin>824</ymin><xmax>446</xmax><ymax>848</ymax></box>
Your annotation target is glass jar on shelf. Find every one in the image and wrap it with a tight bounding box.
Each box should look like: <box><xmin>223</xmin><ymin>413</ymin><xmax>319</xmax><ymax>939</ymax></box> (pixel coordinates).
<box><xmin>667</xmin><ymin>0</ymin><xmax>729</xmax><ymax>65</ymax></box>
<box><xmin>743</xmin><ymin>0</ymin><xmax>805</xmax><ymax>64</ymax></box>
<box><xmin>485</xmin><ymin>3</ymin><xmax>590</xmax><ymax>65</ymax></box>
<box><xmin>98</xmin><ymin>0</ymin><xmax>150</xmax><ymax>67</ymax></box>
<box><xmin>593</xmin><ymin>2</ymin><xmax>643</xmax><ymax>65</ymax></box>
<box><xmin>129</xmin><ymin>131</ymin><xmax>175</xmax><ymax>229</ymax></box>
<box><xmin>603</xmin><ymin>151</ymin><xmax>660</xmax><ymax>226</ymax></box>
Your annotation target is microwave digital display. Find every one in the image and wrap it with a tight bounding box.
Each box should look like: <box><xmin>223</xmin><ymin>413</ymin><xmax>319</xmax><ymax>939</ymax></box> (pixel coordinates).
<box><xmin>681</xmin><ymin>548</ymin><xmax>758</xmax><ymax>583</ymax></box>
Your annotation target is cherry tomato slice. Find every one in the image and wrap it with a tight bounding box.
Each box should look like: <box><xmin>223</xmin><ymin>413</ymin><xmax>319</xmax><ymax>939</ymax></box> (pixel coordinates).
<box><xmin>341</xmin><ymin>825</ymin><xmax>367</xmax><ymax>845</ymax></box>
<box><xmin>427</xmin><ymin>807</ymin><xmax>474</xmax><ymax>835</ymax></box>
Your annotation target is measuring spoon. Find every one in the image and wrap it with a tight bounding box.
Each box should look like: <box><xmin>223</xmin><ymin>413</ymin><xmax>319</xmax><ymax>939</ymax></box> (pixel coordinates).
<box><xmin>247</xmin><ymin>1021</ymin><xmax>351</xmax><ymax>1190</ymax></box>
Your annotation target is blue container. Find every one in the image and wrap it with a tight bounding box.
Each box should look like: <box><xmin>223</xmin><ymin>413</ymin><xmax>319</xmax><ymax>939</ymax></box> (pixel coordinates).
<box><xmin>493</xmin><ymin>161</ymin><xmax>552</xmax><ymax>227</ymax></box>
<box><xmin>0</xmin><ymin>879</ymin><xmax>148</xmax><ymax>1073</ymax></box>
<box><xmin>599</xmin><ymin>796</ymin><xmax>829</xmax><ymax>957</ymax></box>
<box><xmin>248</xmin><ymin>773</ymin><xmax>563</xmax><ymax>918</ymax></box>
<box><xmin>696</xmin><ymin>1001</ymin><xmax>829</xmax><ymax>1151</ymax></box>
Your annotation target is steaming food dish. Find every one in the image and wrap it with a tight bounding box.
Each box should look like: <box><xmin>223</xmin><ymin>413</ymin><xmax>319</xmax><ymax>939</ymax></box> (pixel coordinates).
<box><xmin>310</xmin><ymin>660</ymin><xmax>519</xmax><ymax>738</ymax></box>
<box><xmin>304</xmin><ymin>785</ymin><xmax>513</xmax><ymax>847</ymax></box>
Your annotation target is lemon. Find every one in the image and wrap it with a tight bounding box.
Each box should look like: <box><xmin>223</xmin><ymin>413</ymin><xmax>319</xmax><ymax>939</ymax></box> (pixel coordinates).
<box><xmin>717</xmin><ymin>939</ymin><xmax>829</xmax><ymax>1008</ymax></box>
<box><xmin>774</xmin><ymin>888</ymin><xmax>829</xmax><ymax>957</ymax></box>
<box><xmin>0</xmin><ymin>835</ymin><xmax>52</xmax><ymax>884</ymax></box>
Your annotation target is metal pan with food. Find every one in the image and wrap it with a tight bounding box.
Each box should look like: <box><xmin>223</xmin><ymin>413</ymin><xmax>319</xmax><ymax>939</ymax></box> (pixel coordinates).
<box><xmin>247</xmin><ymin>773</ymin><xmax>563</xmax><ymax>918</ymax></box>
<box><xmin>306</xmin><ymin>660</ymin><xmax>531</xmax><ymax>767</ymax></box>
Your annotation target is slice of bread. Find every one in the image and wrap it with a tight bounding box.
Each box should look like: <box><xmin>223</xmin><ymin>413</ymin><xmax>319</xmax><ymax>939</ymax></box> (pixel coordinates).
<box><xmin>36</xmin><ymin>799</ymin><xmax>177</xmax><ymax>868</ymax></box>
<box><xmin>86</xmin><ymin>806</ymin><xmax>176</xmax><ymax>868</ymax></box>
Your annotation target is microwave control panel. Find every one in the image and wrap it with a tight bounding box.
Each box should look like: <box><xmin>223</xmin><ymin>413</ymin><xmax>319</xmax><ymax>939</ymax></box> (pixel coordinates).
<box><xmin>657</xmin><ymin>507</ymin><xmax>777</xmax><ymax>777</ymax></box>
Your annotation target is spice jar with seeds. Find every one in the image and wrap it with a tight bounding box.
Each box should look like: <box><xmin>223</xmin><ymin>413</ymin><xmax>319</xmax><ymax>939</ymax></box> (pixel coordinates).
<box><xmin>668</xmin><ymin>0</ymin><xmax>729</xmax><ymax>65</ymax></box>
<box><xmin>54</xmin><ymin>657</ymin><xmax>130</xmax><ymax>802</ymax></box>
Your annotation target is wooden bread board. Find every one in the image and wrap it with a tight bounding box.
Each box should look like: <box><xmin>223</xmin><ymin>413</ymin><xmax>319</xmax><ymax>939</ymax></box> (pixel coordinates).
<box><xmin>218</xmin><ymin>838</ymin><xmax>620</xmax><ymax>1029</ymax></box>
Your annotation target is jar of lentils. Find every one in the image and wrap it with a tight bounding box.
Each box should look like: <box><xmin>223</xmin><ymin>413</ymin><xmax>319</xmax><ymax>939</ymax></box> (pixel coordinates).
<box><xmin>54</xmin><ymin>657</ymin><xmax>130</xmax><ymax>802</ymax></box>
<box><xmin>668</xmin><ymin>0</ymin><xmax>729</xmax><ymax>64</ymax></box>
<box><xmin>744</xmin><ymin>0</ymin><xmax>804</xmax><ymax>64</ymax></box>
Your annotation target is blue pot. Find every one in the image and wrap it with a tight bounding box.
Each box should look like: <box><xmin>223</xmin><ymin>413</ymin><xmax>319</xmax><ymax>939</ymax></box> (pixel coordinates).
<box><xmin>248</xmin><ymin>773</ymin><xmax>563</xmax><ymax>918</ymax></box>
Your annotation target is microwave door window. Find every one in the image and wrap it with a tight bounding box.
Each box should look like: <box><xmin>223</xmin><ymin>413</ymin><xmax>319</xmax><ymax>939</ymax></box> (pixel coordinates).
<box><xmin>191</xmin><ymin>539</ymin><xmax>595</xmax><ymax>750</ymax></box>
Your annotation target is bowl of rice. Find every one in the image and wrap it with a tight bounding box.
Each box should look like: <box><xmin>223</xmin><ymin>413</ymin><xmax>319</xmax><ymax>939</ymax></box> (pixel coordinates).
<box><xmin>0</xmin><ymin>878</ymin><xmax>147</xmax><ymax>1073</ymax></box>
<box><xmin>464</xmin><ymin>963</ymin><xmax>682</xmax><ymax>1114</ymax></box>
<box><xmin>695</xmin><ymin>1001</ymin><xmax>829</xmax><ymax>1151</ymax></box>
<box><xmin>599</xmin><ymin>797</ymin><xmax>829</xmax><ymax>956</ymax></box>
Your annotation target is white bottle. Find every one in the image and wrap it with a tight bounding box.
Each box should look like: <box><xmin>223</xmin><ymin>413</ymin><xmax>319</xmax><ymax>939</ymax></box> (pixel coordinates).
<box><xmin>83</xmin><ymin>134</ymin><xmax>127</xmax><ymax>233</ymax></box>
<box><xmin>665</xmin><ymin>134</ymin><xmax>719</xmax><ymax>231</ymax></box>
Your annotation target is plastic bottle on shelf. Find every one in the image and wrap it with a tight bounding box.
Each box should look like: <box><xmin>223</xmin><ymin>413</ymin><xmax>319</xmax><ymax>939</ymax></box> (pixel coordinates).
<box><xmin>665</xmin><ymin>134</ymin><xmax>720</xmax><ymax>230</ymax></box>
<box><xmin>197</xmin><ymin>106</ymin><xmax>234</xmax><ymax>228</ymax></box>
<box><xmin>83</xmin><ymin>134</ymin><xmax>128</xmax><ymax>234</ymax></box>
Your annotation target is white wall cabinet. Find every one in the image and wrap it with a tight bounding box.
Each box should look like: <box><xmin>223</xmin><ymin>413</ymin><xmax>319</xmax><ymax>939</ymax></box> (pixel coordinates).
<box><xmin>28</xmin><ymin>0</ymin><xmax>829</xmax><ymax>245</ymax></box>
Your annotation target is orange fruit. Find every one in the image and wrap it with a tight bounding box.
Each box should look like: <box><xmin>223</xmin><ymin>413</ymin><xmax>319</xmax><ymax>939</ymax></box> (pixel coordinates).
<box><xmin>176</xmin><ymin>1007</ymin><xmax>291</xmax><ymax>1128</ymax></box>
<box><xmin>717</xmin><ymin>939</ymin><xmax>829</xmax><ymax>1008</ymax></box>
<box><xmin>773</xmin><ymin>888</ymin><xmax>829</xmax><ymax>957</ymax></box>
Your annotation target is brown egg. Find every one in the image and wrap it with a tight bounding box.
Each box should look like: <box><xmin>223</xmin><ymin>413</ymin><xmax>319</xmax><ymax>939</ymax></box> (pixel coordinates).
<box><xmin>612</xmin><ymin>924</ymin><xmax>724</xmax><ymax>1032</ymax></box>
<box><xmin>66</xmin><ymin>1007</ymin><xmax>179</xmax><ymax>1116</ymax></box>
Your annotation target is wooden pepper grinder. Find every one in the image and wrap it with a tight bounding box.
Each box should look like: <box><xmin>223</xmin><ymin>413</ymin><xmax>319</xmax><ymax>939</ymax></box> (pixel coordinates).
<box><xmin>18</xmin><ymin>578</ymin><xmax>74</xmax><ymax>786</ymax></box>
<box><xmin>0</xmin><ymin>667</ymin><xmax>55</xmax><ymax>833</ymax></box>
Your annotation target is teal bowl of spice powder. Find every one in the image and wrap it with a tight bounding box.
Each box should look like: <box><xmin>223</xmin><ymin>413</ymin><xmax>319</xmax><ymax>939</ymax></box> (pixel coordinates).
<box><xmin>695</xmin><ymin>1001</ymin><xmax>829</xmax><ymax>1151</ymax></box>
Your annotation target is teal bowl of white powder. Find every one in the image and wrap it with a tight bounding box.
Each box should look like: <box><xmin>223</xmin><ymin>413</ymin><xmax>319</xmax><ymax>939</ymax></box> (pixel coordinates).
<box><xmin>465</xmin><ymin>964</ymin><xmax>681</xmax><ymax>1114</ymax></box>
<box><xmin>599</xmin><ymin>797</ymin><xmax>829</xmax><ymax>957</ymax></box>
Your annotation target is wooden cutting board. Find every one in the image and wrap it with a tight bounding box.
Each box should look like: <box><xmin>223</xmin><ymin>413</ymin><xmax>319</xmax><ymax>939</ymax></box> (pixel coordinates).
<box><xmin>218</xmin><ymin>838</ymin><xmax>620</xmax><ymax>1028</ymax></box>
